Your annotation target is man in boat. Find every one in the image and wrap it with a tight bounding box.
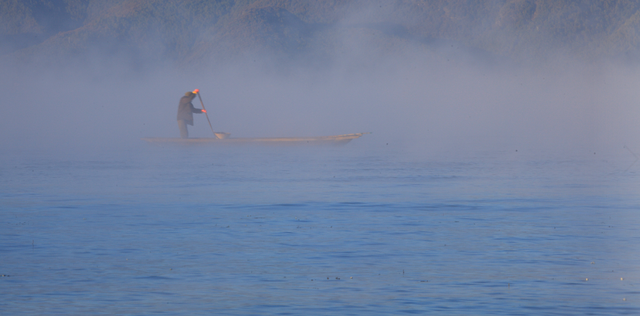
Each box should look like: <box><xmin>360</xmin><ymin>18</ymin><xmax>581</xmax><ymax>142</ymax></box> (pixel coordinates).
<box><xmin>177</xmin><ymin>90</ymin><xmax>206</xmax><ymax>138</ymax></box>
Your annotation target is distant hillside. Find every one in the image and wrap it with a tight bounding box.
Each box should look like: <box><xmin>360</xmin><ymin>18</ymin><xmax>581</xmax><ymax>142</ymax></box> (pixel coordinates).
<box><xmin>3</xmin><ymin>0</ymin><xmax>640</xmax><ymax>66</ymax></box>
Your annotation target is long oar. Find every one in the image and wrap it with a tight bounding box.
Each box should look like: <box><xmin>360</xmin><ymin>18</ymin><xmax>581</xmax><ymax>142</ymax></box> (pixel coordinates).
<box><xmin>624</xmin><ymin>145</ymin><xmax>638</xmax><ymax>172</ymax></box>
<box><xmin>193</xmin><ymin>89</ymin><xmax>215</xmax><ymax>137</ymax></box>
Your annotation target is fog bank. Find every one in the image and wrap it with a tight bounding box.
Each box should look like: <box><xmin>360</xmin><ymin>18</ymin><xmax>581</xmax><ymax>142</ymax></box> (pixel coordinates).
<box><xmin>1</xmin><ymin>2</ymin><xmax>640</xmax><ymax>161</ymax></box>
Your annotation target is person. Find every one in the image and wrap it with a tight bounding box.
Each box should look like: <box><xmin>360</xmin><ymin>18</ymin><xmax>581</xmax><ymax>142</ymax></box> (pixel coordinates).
<box><xmin>176</xmin><ymin>90</ymin><xmax>206</xmax><ymax>138</ymax></box>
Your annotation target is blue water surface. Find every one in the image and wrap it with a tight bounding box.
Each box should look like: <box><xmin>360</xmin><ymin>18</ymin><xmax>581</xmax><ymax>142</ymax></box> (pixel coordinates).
<box><xmin>1</xmin><ymin>143</ymin><xmax>639</xmax><ymax>315</ymax></box>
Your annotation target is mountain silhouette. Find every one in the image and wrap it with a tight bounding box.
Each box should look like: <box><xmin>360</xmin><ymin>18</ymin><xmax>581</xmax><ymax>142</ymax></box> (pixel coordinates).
<box><xmin>3</xmin><ymin>0</ymin><xmax>640</xmax><ymax>67</ymax></box>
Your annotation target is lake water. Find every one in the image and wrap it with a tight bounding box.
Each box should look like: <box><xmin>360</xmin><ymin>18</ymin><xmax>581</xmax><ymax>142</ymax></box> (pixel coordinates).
<box><xmin>1</xmin><ymin>142</ymin><xmax>639</xmax><ymax>315</ymax></box>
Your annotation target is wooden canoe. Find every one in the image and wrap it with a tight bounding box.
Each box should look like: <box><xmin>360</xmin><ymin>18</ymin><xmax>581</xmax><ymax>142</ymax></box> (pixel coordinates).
<box><xmin>142</xmin><ymin>133</ymin><xmax>369</xmax><ymax>146</ymax></box>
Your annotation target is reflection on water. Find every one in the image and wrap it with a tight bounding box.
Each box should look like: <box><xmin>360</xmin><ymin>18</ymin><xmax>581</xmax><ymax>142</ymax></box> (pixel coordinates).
<box><xmin>1</xmin><ymin>145</ymin><xmax>639</xmax><ymax>315</ymax></box>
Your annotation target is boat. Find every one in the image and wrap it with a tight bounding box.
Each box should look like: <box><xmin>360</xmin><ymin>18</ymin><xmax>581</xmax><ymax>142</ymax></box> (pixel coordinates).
<box><xmin>141</xmin><ymin>133</ymin><xmax>369</xmax><ymax>146</ymax></box>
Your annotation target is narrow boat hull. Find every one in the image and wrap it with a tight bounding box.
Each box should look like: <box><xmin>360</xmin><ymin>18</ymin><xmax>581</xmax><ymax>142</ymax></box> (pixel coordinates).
<box><xmin>142</xmin><ymin>133</ymin><xmax>368</xmax><ymax>146</ymax></box>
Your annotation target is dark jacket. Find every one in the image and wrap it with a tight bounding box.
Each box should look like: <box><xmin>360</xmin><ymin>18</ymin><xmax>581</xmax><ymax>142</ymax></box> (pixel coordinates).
<box><xmin>176</xmin><ymin>94</ymin><xmax>203</xmax><ymax>125</ymax></box>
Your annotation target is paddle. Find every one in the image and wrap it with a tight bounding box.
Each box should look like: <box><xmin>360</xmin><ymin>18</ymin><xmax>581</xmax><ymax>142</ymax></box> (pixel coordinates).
<box><xmin>624</xmin><ymin>145</ymin><xmax>638</xmax><ymax>172</ymax></box>
<box><xmin>193</xmin><ymin>89</ymin><xmax>216</xmax><ymax>138</ymax></box>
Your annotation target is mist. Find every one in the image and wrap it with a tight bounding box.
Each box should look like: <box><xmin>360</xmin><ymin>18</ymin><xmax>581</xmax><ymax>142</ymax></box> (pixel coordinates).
<box><xmin>1</xmin><ymin>2</ymin><xmax>640</xmax><ymax>162</ymax></box>
<box><xmin>4</xmin><ymin>3</ymin><xmax>640</xmax><ymax>313</ymax></box>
